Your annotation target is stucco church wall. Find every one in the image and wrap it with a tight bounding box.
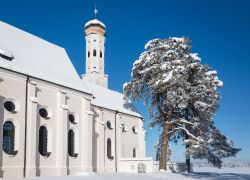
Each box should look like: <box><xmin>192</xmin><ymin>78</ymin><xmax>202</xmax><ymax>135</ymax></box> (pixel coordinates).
<box><xmin>92</xmin><ymin>105</ymin><xmax>146</xmax><ymax>174</ymax></box>
<box><xmin>0</xmin><ymin>68</ymin><xmax>94</xmax><ymax>178</ymax></box>
<box><xmin>92</xmin><ymin>107</ymin><xmax>121</xmax><ymax>173</ymax></box>
<box><xmin>118</xmin><ymin>114</ymin><xmax>144</xmax><ymax>159</ymax></box>
<box><xmin>26</xmin><ymin>78</ymin><xmax>93</xmax><ymax>176</ymax></box>
<box><xmin>0</xmin><ymin>69</ymin><xmax>26</xmax><ymax>178</ymax></box>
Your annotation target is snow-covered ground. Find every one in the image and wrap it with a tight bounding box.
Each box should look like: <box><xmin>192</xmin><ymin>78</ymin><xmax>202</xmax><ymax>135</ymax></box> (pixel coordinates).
<box><xmin>4</xmin><ymin>167</ymin><xmax>250</xmax><ymax>180</ymax></box>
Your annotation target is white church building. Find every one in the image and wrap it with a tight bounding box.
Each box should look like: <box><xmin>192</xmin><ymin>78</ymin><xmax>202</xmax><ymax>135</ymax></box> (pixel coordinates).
<box><xmin>0</xmin><ymin>10</ymin><xmax>155</xmax><ymax>178</ymax></box>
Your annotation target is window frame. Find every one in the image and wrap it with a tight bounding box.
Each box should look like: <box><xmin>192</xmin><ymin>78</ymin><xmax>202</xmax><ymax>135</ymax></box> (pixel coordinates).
<box><xmin>3</xmin><ymin>98</ymin><xmax>20</xmax><ymax>113</ymax></box>
<box><xmin>107</xmin><ymin>138</ymin><xmax>114</xmax><ymax>160</ymax></box>
<box><xmin>2</xmin><ymin>120</ymin><xmax>18</xmax><ymax>156</ymax></box>
<box><xmin>38</xmin><ymin>106</ymin><xmax>51</xmax><ymax>119</ymax></box>
<box><xmin>133</xmin><ymin>147</ymin><xmax>136</xmax><ymax>158</ymax></box>
<box><xmin>68</xmin><ymin>129</ymin><xmax>78</xmax><ymax>158</ymax></box>
<box><xmin>132</xmin><ymin>126</ymin><xmax>138</xmax><ymax>134</ymax></box>
<box><xmin>93</xmin><ymin>49</ymin><xmax>97</xmax><ymax>57</ymax></box>
<box><xmin>38</xmin><ymin>125</ymin><xmax>51</xmax><ymax>158</ymax></box>
<box><xmin>106</xmin><ymin>121</ymin><xmax>113</xmax><ymax>130</ymax></box>
<box><xmin>100</xmin><ymin>51</ymin><xmax>103</xmax><ymax>58</ymax></box>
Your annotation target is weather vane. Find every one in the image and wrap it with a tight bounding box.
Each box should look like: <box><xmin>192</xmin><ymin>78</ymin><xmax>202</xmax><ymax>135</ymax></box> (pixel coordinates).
<box><xmin>94</xmin><ymin>4</ymin><xmax>98</xmax><ymax>19</ymax></box>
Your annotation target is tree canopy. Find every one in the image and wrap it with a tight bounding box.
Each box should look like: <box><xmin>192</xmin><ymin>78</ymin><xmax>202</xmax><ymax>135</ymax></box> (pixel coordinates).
<box><xmin>124</xmin><ymin>37</ymin><xmax>240</xmax><ymax>169</ymax></box>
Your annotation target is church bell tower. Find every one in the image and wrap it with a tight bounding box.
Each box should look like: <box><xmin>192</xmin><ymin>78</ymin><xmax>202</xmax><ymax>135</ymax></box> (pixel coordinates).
<box><xmin>82</xmin><ymin>7</ymin><xmax>108</xmax><ymax>88</ymax></box>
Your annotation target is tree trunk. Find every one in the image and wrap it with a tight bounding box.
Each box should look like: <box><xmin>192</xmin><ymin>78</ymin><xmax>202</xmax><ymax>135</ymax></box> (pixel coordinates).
<box><xmin>185</xmin><ymin>156</ymin><xmax>190</xmax><ymax>173</ymax></box>
<box><xmin>159</xmin><ymin>122</ymin><xmax>169</xmax><ymax>170</ymax></box>
<box><xmin>185</xmin><ymin>133</ymin><xmax>191</xmax><ymax>173</ymax></box>
<box><xmin>185</xmin><ymin>109</ymin><xmax>191</xmax><ymax>173</ymax></box>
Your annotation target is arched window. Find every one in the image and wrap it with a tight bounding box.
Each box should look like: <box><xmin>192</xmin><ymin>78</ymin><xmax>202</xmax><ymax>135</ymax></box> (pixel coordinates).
<box><xmin>88</xmin><ymin>51</ymin><xmax>90</xmax><ymax>57</ymax></box>
<box><xmin>133</xmin><ymin>148</ymin><xmax>136</xmax><ymax>158</ymax></box>
<box><xmin>100</xmin><ymin>51</ymin><xmax>103</xmax><ymax>58</ymax></box>
<box><xmin>3</xmin><ymin>121</ymin><xmax>17</xmax><ymax>155</ymax></box>
<box><xmin>93</xmin><ymin>49</ymin><xmax>97</xmax><ymax>57</ymax></box>
<box><xmin>39</xmin><ymin>126</ymin><xmax>50</xmax><ymax>157</ymax></box>
<box><xmin>68</xmin><ymin>129</ymin><xmax>78</xmax><ymax>158</ymax></box>
<box><xmin>107</xmin><ymin>138</ymin><xmax>113</xmax><ymax>160</ymax></box>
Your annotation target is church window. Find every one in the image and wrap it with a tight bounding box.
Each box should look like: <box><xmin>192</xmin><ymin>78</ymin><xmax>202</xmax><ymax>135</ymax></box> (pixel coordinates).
<box><xmin>0</xmin><ymin>48</ymin><xmax>14</xmax><ymax>61</ymax></box>
<box><xmin>4</xmin><ymin>101</ymin><xmax>16</xmax><ymax>113</ymax></box>
<box><xmin>106</xmin><ymin>121</ymin><xmax>113</xmax><ymax>130</ymax></box>
<box><xmin>107</xmin><ymin>138</ymin><xmax>113</xmax><ymax>160</ymax></box>
<box><xmin>132</xmin><ymin>126</ymin><xmax>138</xmax><ymax>134</ymax></box>
<box><xmin>122</xmin><ymin>123</ymin><xmax>127</xmax><ymax>132</ymax></box>
<box><xmin>3</xmin><ymin>121</ymin><xmax>17</xmax><ymax>156</ymax></box>
<box><xmin>39</xmin><ymin>107</ymin><xmax>49</xmax><ymax>119</ymax></box>
<box><xmin>100</xmin><ymin>51</ymin><xmax>102</xmax><ymax>58</ymax></box>
<box><xmin>39</xmin><ymin>126</ymin><xmax>50</xmax><ymax>157</ymax></box>
<box><xmin>88</xmin><ymin>51</ymin><xmax>90</xmax><ymax>57</ymax></box>
<box><xmin>93</xmin><ymin>49</ymin><xmax>97</xmax><ymax>57</ymax></box>
<box><xmin>133</xmin><ymin>148</ymin><xmax>136</xmax><ymax>158</ymax></box>
<box><xmin>68</xmin><ymin>129</ymin><xmax>78</xmax><ymax>158</ymax></box>
<box><xmin>68</xmin><ymin>113</ymin><xmax>76</xmax><ymax>124</ymax></box>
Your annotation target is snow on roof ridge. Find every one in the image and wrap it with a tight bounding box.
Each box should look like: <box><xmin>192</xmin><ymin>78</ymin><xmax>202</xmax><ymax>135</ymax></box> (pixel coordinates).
<box><xmin>85</xmin><ymin>19</ymin><xmax>106</xmax><ymax>28</ymax></box>
<box><xmin>0</xmin><ymin>21</ymin><xmax>65</xmax><ymax>50</ymax></box>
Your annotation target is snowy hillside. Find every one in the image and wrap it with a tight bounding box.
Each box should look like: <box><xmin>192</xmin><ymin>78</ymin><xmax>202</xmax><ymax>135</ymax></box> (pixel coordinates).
<box><xmin>4</xmin><ymin>167</ymin><xmax>250</xmax><ymax>180</ymax></box>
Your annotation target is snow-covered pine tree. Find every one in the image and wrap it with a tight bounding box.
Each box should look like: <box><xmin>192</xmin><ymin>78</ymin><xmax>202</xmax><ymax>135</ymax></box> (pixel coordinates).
<box><xmin>181</xmin><ymin>58</ymin><xmax>240</xmax><ymax>170</ymax></box>
<box><xmin>124</xmin><ymin>37</ymin><xmax>240</xmax><ymax>171</ymax></box>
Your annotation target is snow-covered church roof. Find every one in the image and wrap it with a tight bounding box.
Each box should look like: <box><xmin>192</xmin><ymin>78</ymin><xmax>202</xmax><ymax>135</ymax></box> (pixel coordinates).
<box><xmin>85</xmin><ymin>19</ymin><xmax>106</xmax><ymax>29</ymax></box>
<box><xmin>0</xmin><ymin>21</ymin><xmax>142</xmax><ymax>118</ymax></box>
<box><xmin>0</xmin><ymin>21</ymin><xmax>91</xmax><ymax>94</ymax></box>
<box><xmin>84</xmin><ymin>82</ymin><xmax>142</xmax><ymax>118</ymax></box>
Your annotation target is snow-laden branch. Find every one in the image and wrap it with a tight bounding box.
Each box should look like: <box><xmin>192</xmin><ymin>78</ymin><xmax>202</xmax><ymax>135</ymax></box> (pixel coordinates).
<box><xmin>170</xmin><ymin>127</ymin><xmax>199</xmax><ymax>141</ymax></box>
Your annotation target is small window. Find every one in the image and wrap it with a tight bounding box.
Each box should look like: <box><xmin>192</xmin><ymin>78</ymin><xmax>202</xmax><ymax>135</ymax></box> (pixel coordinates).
<box><xmin>132</xmin><ymin>126</ymin><xmax>138</xmax><ymax>134</ymax></box>
<box><xmin>122</xmin><ymin>124</ymin><xmax>127</xmax><ymax>132</ymax></box>
<box><xmin>106</xmin><ymin>121</ymin><xmax>113</xmax><ymax>130</ymax></box>
<box><xmin>107</xmin><ymin>138</ymin><xmax>113</xmax><ymax>160</ymax></box>
<box><xmin>39</xmin><ymin>108</ymin><xmax>49</xmax><ymax>119</ymax></box>
<box><xmin>133</xmin><ymin>148</ymin><xmax>136</xmax><ymax>158</ymax></box>
<box><xmin>68</xmin><ymin>129</ymin><xmax>78</xmax><ymax>158</ymax></box>
<box><xmin>68</xmin><ymin>113</ymin><xmax>76</xmax><ymax>124</ymax></box>
<box><xmin>100</xmin><ymin>51</ymin><xmax>103</xmax><ymax>58</ymax></box>
<box><xmin>88</xmin><ymin>51</ymin><xmax>90</xmax><ymax>57</ymax></box>
<box><xmin>3</xmin><ymin>121</ymin><xmax>17</xmax><ymax>156</ymax></box>
<box><xmin>93</xmin><ymin>49</ymin><xmax>97</xmax><ymax>57</ymax></box>
<box><xmin>0</xmin><ymin>49</ymin><xmax>14</xmax><ymax>61</ymax></box>
<box><xmin>39</xmin><ymin>126</ymin><xmax>51</xmax><ymax>157</ymax></box>
<box><xmin>4</xmin><ymin>101</ymin><xmax>16</xmax><ymax>113</ymax></box>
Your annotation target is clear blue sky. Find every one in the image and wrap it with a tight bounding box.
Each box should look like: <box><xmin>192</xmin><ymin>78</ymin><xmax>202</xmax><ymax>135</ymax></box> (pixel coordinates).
<box><xmin>1</xmin><ymin>0</ymin><xmax>249</xmax><ymax>162</ymax></box>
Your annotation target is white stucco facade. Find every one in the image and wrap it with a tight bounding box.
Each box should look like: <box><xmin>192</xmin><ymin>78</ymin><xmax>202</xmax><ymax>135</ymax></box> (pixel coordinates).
<box><xmin>0</xmin><ymin>13</ymin><xmax>150</xmax><ymax>178</ymax></box>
